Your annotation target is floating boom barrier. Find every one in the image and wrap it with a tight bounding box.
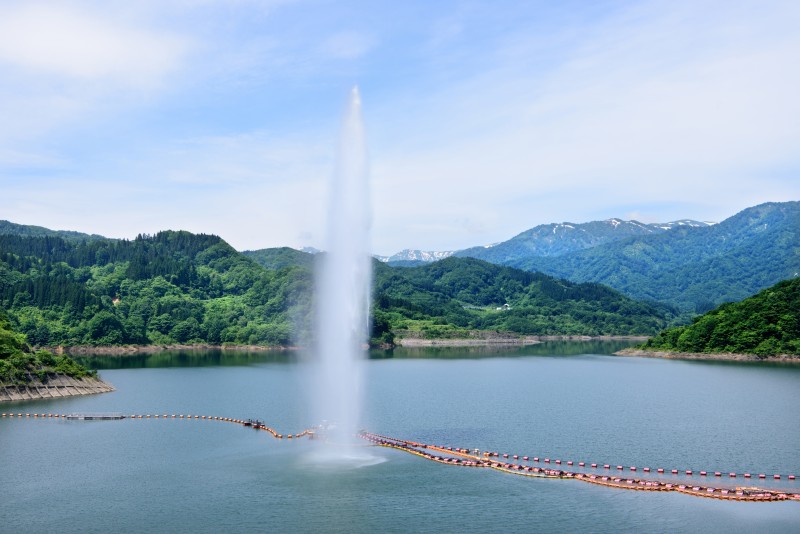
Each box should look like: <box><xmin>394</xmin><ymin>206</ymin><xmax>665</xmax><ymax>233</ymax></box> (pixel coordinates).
<box><xmin>3</xmin><ymin>412</ymin><xmax>798</xmax><ymax>502</ymax></box>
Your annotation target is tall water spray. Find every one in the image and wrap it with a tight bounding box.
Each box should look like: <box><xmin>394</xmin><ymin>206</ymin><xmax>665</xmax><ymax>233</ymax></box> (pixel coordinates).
<box><xmin>311</xmin><ymin>87</ymin><xmax>372</xmax><ymax>461</ymax></box>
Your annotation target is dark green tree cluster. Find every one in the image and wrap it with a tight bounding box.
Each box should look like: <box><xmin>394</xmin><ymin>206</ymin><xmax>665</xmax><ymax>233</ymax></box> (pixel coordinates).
<box><xmin>0</xmin><ymin>309</ymin><xmax>95</xmax><ymax>385</ymax></box>
<box><xmin>373</xmin><ymin>257</ymin><xmax>673</xmax><ymax>337</ymax></box>
<box><xmin>0</xmin><ymin>231</ymin><xmax>313</xmax><ymax>347</ymax></box>
<box><xmin>642</xmin><ymin>277</ymin><xmax>800</xmax><ymax>356</ymax></box>
<box><xmin>1</xmin><ymin>225</ymin><xmax>675</xmax><ymax>348</ymax></box>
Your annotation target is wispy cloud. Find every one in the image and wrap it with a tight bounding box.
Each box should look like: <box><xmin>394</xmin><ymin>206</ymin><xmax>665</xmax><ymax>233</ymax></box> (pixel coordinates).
<box><xmin>0</xmin><ymin>3</ymin><xmax>190</xmax><ymax>86</ymax></box>
<box><xmin>367</xmin><ymin>0</ymin><xmax>800</xmax><ymax>251</ymax></box>
<box><xmin>1</xmin><ymin>0</ymin><xmax>798</xmax><ymax>255</ymax></box>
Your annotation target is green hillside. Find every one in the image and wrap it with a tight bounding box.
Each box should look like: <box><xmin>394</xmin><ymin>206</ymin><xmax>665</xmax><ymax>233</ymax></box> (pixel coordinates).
<box><xmin>641</xmin><ymin>277</ymin><xmax>800</xmax><ymax>356</ymax></box>
<box><xmin>510</xmin><ymin>202</ymin><xmax>799</xmax><ymax>311</ymax></box>
<box><xmin>243</xmin><ymin>247</ymin><xmax>315</xmax><ymax>270</ymax></box>
<box><xmin>0</xmin><ymin>309</ymin><xmax>95</xmax><ymax>385</ymax></box>
<box><xmin>373</xmin><ymin>257</ymin><xmax>672</xmax><ymax>338</ymax></box>
<box><xmin>0</xmin><ymin>231</ymin><xmax>313</xmax><ymax>347</ymax></box>
<box><xmin>0</xmin><ymin>227</ymin><xmax>670</xmax><ymax>348</ymax></box>
<box><xmin>0</xmin><ymin>220</ymin><xmax>107</xmax><ymax>243</ymax></box>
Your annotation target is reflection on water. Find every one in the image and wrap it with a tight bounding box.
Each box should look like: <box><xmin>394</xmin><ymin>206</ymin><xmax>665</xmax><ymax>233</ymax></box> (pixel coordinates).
<box><xmin>75</xmin><ymin>341</ymin><xmax>641</xmax><ymax>369</ymax></box>
<box><xmin>371</xmin><ymin>340</ymin><xmax>640</xmax><ymax>359</ymax></box>
<box><xmin>74</xmin><ymin>349</ymin><xmax>296</xmax><ymax>370</ymax></box>
<box><xmin>5</xmin><ymin>341</ymin><xmax>800</xmax><ymax>533</ymax></box>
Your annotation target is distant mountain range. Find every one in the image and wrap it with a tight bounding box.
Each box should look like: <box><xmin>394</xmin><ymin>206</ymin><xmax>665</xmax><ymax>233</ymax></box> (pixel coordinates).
<box><xmin>374</xmin><ymin>202</ymin><xmax>797</xmax><ymax>312</ymax></box>
<box><xmin>378</xmin><ymin>219</ymin><xmax>714</xmax><ymax>265</ymax></box>
<box><xmin>3</xmin><ymin>201</ymin><xmax>797</xmax><ymax>316</ymax></box>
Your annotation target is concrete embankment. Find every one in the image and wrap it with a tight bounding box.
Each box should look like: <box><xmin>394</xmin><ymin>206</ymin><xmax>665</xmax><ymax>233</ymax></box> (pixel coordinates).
<box><xmin>615</xmin><ymin>348</ymin><xmax>800</xmax><ymax>363</ymax></box>
<box><xmin>396</xmin><ymin>332</ymin><xmax>649</xmax><ymax>347</ymax></box>
<box><xmin>0</xmin><ymin>375</ymin><xmax>114</xmax><ymax>402</ymax></box>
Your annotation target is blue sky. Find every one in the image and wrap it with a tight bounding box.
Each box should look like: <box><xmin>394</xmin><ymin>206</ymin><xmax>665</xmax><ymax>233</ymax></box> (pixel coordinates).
<box><xmin>1</xmin><ymin>0</ymin><xmax>798</xmax><ymax>255</ymax></box>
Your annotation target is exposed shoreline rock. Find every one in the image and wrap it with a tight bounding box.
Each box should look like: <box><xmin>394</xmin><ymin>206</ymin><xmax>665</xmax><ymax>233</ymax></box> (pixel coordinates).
<box><xmin>614</xmin><ymin>348</ymin><xmax>800</xmax><ymax>363</ymax></box>
<box><xmin>0</xmin><ymin>374</ymin><xmax>115</xmax><ymax>403</ymax></box>
<box><xmin>396</xmin><ymin>333</ymin><xmax>649</xmax><ymax>347</ymax></box>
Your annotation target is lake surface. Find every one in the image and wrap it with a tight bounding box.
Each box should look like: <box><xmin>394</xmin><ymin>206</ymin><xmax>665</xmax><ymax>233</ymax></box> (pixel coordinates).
<box><xmin>2</xmin><ymin>342</ymin><xmax>799</xmax><ymax>533</ymax></box>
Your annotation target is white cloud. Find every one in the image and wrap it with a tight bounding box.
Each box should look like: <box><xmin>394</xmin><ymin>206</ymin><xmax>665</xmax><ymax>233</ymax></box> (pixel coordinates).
<box><xmin>367</xmin><ymin>0</ymin><xmax>800</xmax><ymax>252</ymax></box>
<box><xmin>0</xmin><ymin>3</ymin><xmax>189</xmax><ymax>86</ymax></box>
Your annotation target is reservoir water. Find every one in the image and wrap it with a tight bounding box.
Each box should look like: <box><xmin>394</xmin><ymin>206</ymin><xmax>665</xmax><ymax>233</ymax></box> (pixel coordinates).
<box><xmin>1</xmin><ymin>342</ymin><xmax>799</xmax><ymax>533</ymax></box>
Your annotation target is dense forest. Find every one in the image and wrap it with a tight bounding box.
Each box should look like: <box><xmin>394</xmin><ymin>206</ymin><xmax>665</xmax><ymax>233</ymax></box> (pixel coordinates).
<box><xmin>0</xmin><ymin>309</ymin><xmax>94</xmax><ymax>385</ymax></box>
<box><xmin>0</xmin><ymin>227</ymin><xmax>673</xmax><ymax>348</ymax></box>
<box><xmin>372</xmin><ymin>257</ymin><xmax>673</xmax><ymax>339</ymax></box>
<box><xmin>456</xmin><ymin>201</ymin><xmax>800</xmax><ymax>314</ymax></box>
<box><xmin>0</xmin><ymin>231</ymin><xmax>312</xmax><ymax>347</ymax></box>
<box><xmin>641</xmin><ymin>277</ymin><xmax>800</xmax><ymax>356</ymax></box>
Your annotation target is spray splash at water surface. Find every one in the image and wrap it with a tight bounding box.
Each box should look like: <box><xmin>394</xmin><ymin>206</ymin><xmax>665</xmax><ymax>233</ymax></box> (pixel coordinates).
<box><xmin>308</xmin><ymin>87</ymin><xmax>375</xmax><ymax>466</ymax></box>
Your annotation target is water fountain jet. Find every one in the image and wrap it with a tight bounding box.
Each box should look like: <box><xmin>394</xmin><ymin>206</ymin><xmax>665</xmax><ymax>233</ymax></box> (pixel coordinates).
<box><xmin>306</xmin><ymin>86</ymin><xmax>376</xmax><ymax>467</ymax></box>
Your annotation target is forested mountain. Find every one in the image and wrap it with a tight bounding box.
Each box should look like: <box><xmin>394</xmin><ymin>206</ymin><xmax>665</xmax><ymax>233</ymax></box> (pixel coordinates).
<box><xmin>0</xmin><ymin>231</ymin><xmax>313</xmax><ymax>347</ymax></box>
<box><xmin>372</xmin><ymin>257</ymin><xmax>672</xmax><ymax>338</ymax></box>
<box><xmin>641</xmin><ymin>277</ymin><xmax>800</xmax><ymax>356</ymax></box>
<box><xmin>243</xmin><ymin>247</ymin><xmax>314</xmax><ymax>270</ymax></box>
<box><xmin>454</xmin><ymin>218</ymin><xmax>712</xmax><ymax>264</ymax></box>
<box><xmin>506</xmin><ymin>202</ymin><xmax>799</xmax><ymax>312</ymax></box>
<box><xmin>0</xmin><ymin>220</ymin><xmax>107</xmax><ymax>243</ymax></box>
<box><xmin>0</xmin><ymin>227</ymin><xmax>670</xmax><ymax>347</ymax></box>
<box><xmin>0</xmin><ymin>309</ymin><xmax>95</xmax><ymax>385</ymax></box>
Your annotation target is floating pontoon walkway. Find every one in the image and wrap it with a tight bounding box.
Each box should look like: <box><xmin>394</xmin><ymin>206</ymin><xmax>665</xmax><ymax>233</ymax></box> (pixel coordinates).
<box><xmin>3</xmin><ymin>411</ymin><xmax>798</xmax><ymax>502</ymax></box>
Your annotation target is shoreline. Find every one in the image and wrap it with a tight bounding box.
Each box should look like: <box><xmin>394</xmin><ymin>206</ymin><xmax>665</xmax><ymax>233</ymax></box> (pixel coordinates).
<box><xmin>41</xmin><ymin>344</ymin><xmax>297</xmax><ymax>356</ymax></box>
<box><xmin>0</xmin><ymin>375</ymin><xmax>115</xmax><ymax>403</ymax></box>
<box><xmin>615</xmin><ymin>348</ymin><xmax>800</xmax><ymax>363</ymax></box>
<box><xmin>395</xmin><ymin>335</ymin><xmax>649</xmax><ymax>347</ymax></box>
<box><xmin>39</xmin><ymin>336</ymin><xmax>650</xmax><ymax>355</ymax></box>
